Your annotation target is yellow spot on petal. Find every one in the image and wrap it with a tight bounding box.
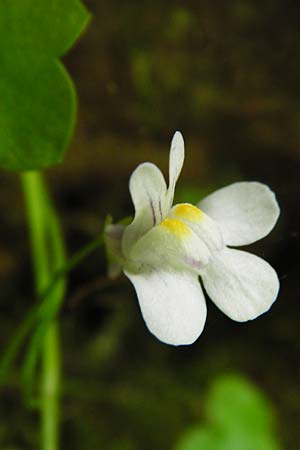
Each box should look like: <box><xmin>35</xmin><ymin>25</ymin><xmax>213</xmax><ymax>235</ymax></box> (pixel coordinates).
<box><xmin>174</xmin><ymin>203</ymin><xmax>203</xmax><ymax>223</ymax></box>
<box><xmin>160</xmin><ymin>218</ymin><xmax>191</xmax><ymax>238</ymax></box>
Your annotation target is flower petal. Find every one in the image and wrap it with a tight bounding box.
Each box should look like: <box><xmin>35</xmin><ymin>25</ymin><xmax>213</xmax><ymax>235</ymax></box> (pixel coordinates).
<box><xmin>122</xmin><ymin>162</ymin><xmax>167</xmax><ymax>256</ymax></box>
<box><xmin>167</xmin><ymin>131</ymin><xmax>185</xmax><ymax>208</ymax></box>
<box><xmin>200</xmin><ymin>247</ymin><xmax>280</xmax><ymax>321</ymax></box>
<box><xmin>124</xmin><ymin>268</ymin><xmax>207</xmax><ymax>345</ymax></box>
<box><xmin>171</xmin><ymin>203</ymin><xmax>224</xmax><ymax>252</ymax></box>
<box><xmin>198</xmin><ymin>182</ymin><xmax>280</xmax><ymax>246</ymax></box>
<box><xmin>128</xmin><ymin>217</ymin><xmax>212</xmax><ymax>273</ymax></box>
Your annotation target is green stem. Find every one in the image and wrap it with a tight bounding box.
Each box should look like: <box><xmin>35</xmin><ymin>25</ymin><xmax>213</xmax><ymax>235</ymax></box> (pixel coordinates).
<box><xmin>39</xmin><ymin>232</ymin><xmax>103</xmax><ymax>317</ymax></box>
<box><xmin>0</xmin><ymin>232</ymin><xmax>104</xmax><ymax>384</ymax></box>
<box><xmin>21</xmin><ymin>172</ymin><xmax>49</xmax><ymax>291</ymax></box>
<box><xmin>41</xmin><ymin>322</ymin><xmax>60</xmax><ymax>450</ymax></box>
<box><xmin>21</xmin><ymin>171</ymin><xmax>62</xmax><ymax>450</ymax></box>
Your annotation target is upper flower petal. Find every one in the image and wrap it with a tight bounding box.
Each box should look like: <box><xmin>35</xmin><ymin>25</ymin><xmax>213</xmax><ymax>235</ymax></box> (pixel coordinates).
<box><xmin>198</xmin><ymin>182</ymin><xmax>280</xmax><ymax>246</ymax></box>
<box><xmin>124</xmin><ymin>268</ymin><xmax>207</xmax><ymax>345</ymax></box>
<box><xmin>122</xmin><ymin>162</ymin><xmax>167</xmax><ymax>256</ymax></box>
<box><xmin>166</xmin><ymin>131</ymin><xmax>185</xmax><ymax>209</ymax></box>
<box><xmin>122</xmin><ymin>132</ymin><xmax>185</xmax><ymax>256</ymax></box>
<box><xmin>200</xmin><ymin>247</ymin><xmax>280</xmax><ymax>322</ymax></box>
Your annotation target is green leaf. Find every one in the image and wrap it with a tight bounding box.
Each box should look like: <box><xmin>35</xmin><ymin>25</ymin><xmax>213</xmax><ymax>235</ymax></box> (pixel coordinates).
<box><xmin>176</xmin><ymin>428</ymin><xmax>221</xmax><ymax>450</ymax></box>
<box><xmin>207</xmin><ymin>374</ymin><xmax>275</xmax><ymax>434</ymax></box>
<box><xmin>175</xmin><ymin>374</ymin><xmax>282</xmax><ymax>450</ymax></box>
<box><xmin>0</xmin><ymin>0</ymin><xmax>90</xmax><ymax>171</ymax></box>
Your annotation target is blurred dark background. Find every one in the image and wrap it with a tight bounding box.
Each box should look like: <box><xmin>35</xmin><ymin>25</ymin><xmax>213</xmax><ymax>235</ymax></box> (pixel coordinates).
<box><xmin>0</xmin><ymin>1</ymin><xmax>299</xmax><ymax>449</ymax></box>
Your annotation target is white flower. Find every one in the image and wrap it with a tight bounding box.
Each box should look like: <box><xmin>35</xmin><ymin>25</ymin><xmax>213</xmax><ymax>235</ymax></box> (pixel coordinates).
<box><xmin>105</xmin><ymin>132</ymin><xmax>280</xmax><ymax>346</ymax></box>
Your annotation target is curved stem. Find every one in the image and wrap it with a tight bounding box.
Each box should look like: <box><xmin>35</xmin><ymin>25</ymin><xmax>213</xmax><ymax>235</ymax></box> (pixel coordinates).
<box><xmin>40</xmin><ymin>232</ymin><xmax>103</xmax><ymax>316</ymax></box>
<box><xmin>0</xmin><ymin>231</ymin><xmax>104</xmax><ymax>384</ymax></box>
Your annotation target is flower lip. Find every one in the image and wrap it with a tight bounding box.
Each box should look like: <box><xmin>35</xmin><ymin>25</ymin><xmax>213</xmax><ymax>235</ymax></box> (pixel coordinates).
<box><xmin>159</xmin><ymin>217</ymin><xmax>192</xmax><ymax>239</ymax></box>
<box><xmin>170</xmin><ymin>203</ymin><xmax>225</xmax><ymax>253</ymax></box>
<box><xmin>127</xmin><ymin>212</ymin><xmax>213</xmax><ymax>274</ymax></box>
<box><xmin>173</xmin><ymin>203</ymin><xmax>203</xmax><ymax>223</ymax></box>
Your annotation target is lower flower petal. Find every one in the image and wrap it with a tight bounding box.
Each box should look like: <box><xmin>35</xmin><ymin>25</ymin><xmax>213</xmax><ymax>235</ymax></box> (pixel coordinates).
<box><xmin>200</xmin><ymin>248</ymin><xmax>279</xmax><ymax>322</ymax></box>
<box><xmin>124</xmin><ymin>268</ymin><xmax>207</xmax><ymax>345</ymax></box>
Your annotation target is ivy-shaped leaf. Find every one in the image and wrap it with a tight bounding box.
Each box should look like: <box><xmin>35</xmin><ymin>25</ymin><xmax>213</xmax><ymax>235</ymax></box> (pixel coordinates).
<box><xmin>175</xmin><ymin>374</ymin><xmax>282</xmax><ymax>450</ymax></box>
<box><xmin>0</xmin><ymin>0</ymin><xmax>90</xmax><ymax>171</ymax></box>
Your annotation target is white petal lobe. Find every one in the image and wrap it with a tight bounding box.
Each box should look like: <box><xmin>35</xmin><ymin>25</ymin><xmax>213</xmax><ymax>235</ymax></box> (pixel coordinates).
<box><xmin>167</xmin><ymin>131</ymin><xmax>185</xmax><ymax>208</ymax></box>
<box><xmin>200</xmin><ymin>247</ymin><xmax>280</xmax><ymax>322</ymax></box>
<box><xmin>122</xmin><ymin>162</ymin><xmax>167</xmax><ymax>256</ymax></box>
<box><xmin>198</xmin><ymin>182</ymin><xmax>280</xmax><ymax>246</ymax></box>
<box><xmin>125</xmin><ymin>268</ymin><xmax>207</xmax><ymax>345</ymax></box>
